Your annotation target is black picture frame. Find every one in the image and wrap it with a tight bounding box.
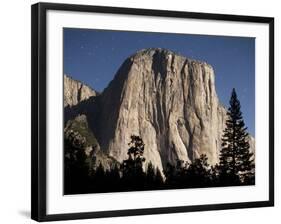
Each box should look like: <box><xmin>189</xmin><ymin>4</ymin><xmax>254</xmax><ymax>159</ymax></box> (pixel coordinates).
<box><xmin>31</xmin><ymin>2</ymin><xmax>274</xmax><ymax>222</ymax></box>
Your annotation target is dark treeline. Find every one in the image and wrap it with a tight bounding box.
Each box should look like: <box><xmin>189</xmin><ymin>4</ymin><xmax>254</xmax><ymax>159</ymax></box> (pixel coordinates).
<box><xmin>64</xmin><ymin>135</ymin><xmax>165</xmax><ymax>194</ymax></box>
<box><xmin>64</xmin><ymin>88</ymin><xmax>255</xmax><ymax>194</ymax></box>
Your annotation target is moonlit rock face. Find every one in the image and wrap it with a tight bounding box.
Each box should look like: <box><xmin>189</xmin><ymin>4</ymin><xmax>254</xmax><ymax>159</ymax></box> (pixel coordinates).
<box><xmin>64</xmin><ymin>48</ymin><xmax>255</xmax><ymax>172</ymax></box>
<box><xmin>98</xmin><ymin>48</ymin><xmax>233</xmax><ymax>171</ymax></box>
<box><xmin>64</xmin><ymin>74</ymin><xmax>97</xmax><ymax>107</ymax></box>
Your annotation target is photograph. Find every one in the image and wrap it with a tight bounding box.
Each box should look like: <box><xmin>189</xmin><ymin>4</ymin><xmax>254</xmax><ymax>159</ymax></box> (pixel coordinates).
<box><xmin>63</xmin><ymin>28</ymin><xmax>256</xmax><ymax>195</ymax></box>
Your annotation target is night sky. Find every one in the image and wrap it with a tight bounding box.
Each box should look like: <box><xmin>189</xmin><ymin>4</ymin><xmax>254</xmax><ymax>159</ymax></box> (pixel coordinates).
<box><xmin>63</xmin><ymin>28</ymin><xmax>255</xmax><ymax>136</ymax></box>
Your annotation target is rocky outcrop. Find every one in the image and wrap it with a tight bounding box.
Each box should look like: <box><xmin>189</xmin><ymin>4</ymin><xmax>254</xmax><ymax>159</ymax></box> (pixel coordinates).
<box><xmin>64</xmin><ymin>74</ymin><xmax>97</xmax><ymax>107</ymax></box>
<box><xmin>65</xmin><ymin>114</ymin><xmax>100</xmax><ymax>150</ymax></box>
<box><xmin>64</xmin><ymin>117</ymin><xmax>118</xmax><ymax>171</ymax></box>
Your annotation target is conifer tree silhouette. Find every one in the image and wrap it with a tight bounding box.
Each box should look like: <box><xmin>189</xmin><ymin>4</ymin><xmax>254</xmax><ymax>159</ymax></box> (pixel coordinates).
<box><xmin>64</xmin><ymin>130</ymin><xmax>89</xmax><ymax>194</ymax></box>
<box><xmin>146</xmin><ymin>162</ymin><xmax>156</xmax><ymax>189</ymax></box>
<box><xmin>219</xmin><ymin>88</ymin><xmax>254</xmax><ymax>185</ymax></box>
<box><xmin>155</xmin><ymin>167</ymin><xmax>164</xmax><ymax>188</ymax></box>
<box><xmin>121</xmin><ymin>135</ymin><xmax>146</xmax><ymax>190</ymax></box>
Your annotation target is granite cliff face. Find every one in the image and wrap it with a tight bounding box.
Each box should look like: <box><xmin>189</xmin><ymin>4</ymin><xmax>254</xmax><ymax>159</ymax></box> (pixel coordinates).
<box><xmin>96</xmin><ymin>48</ymin><xmax>228</xmax><ymax>172</ymax></box>
<box><xmin>64</xmin><ymin>74</ymin><xmax>97</xmax><ymax>107</ymax></box>
<box><xmin>64</xmin><ymin>48</ymin><xmax>254</xmax><ymax>172</ymax></box>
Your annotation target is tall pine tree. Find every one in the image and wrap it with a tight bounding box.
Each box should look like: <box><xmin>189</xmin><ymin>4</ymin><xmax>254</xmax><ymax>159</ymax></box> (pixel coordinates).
<box><xmin>121</xmin><ymin>135</ymin><xmax>146</xmax><ymax>190</ymax></box>
<box><xmin>219</xmin><ymin>88</ymin><xmax>254</xmax><ymax>185</ymax></box>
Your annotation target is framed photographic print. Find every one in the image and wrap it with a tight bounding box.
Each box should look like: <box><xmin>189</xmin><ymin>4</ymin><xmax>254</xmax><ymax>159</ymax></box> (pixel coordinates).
<box><xmin>31</xmin><ymin>2</ymin><xmax>274</xmax><ymax>222</ymax></box>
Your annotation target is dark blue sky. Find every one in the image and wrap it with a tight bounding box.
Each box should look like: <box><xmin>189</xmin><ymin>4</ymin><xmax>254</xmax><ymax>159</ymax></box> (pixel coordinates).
<box><xmin>64</xmin><ymin>28</ymin><xmax>255</xmax><ymax>136</ymax></box>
